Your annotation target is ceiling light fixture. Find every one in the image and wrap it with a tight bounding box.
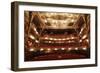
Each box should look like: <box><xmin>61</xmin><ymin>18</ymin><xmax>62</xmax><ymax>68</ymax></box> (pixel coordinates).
<box><xmin>82</xmin><ymin>47</ymin><xmax>87</xmax><ymax>50</ymax></box>
<box><xmin>71</xmin><ymin>37</ymin><xmax>74</xmax><ymax>39</ymax></box>
<box><xmin>68</xmin><ymin>48</ymin><xmax>71</xmax><ymax>51</ymax></box>
<box><xmin>29</xmin><ymin>48</ymin><xmax>35</xmax><ymax>52</ymax></box>
<box><xmin>54</xmin><ymin>39</ymin><xmax>57</xmax><ymax>41</ymax></box>
<box><xmin>82</xmin><ymin>35</ymin><xmax>87</xmax><ymax>39</ymax></box>
<box><xmin>34</xmin><ymin>28</ymin><xmax>39</xmax><ymax>35</ymax></box>
<box><xmin>86</xmin><ymin>39</ymin><xmax>89</xmax><ymax>42</ymax></box>
<box><xmin>35</xmin><ymin>40</ymin><xmax>39</xmax><ymax>43</ymax></box>
<box><xmin>29</xmin><ymin>35</ymin><xmax>35</xmax><ymax>40</ymax></box>
<box><xmin>79</xmin><ymin>39</ymin><xmax>82</xmax><ymax>42</ymax></box>
<box><xmin>54</xmin><ymin>48</ymin><xmax>58</xmax><ymax>51</ymax></box>
<box><xmin>48</xmin><ymin>41</ymin><xmax>52</xmax><ymax>43</ymax></box>
<box><xmin>49</xmin><ymin>38</ymin><xmax>53</xmax><ymax>40</ymax></box>
<box><xmin>61</xmin><ymin>48</ymin><xmax>65</xmax><ymax>50</ymax></box>
<box><xmin>45</xmin><ymin>37</ymin><xmax>48</xmax><ymax>39</ymax></box>
<box><xmin>75</xmin><ymin>48</ymin><xmax>78</xmax><ymax>50</ymax></box>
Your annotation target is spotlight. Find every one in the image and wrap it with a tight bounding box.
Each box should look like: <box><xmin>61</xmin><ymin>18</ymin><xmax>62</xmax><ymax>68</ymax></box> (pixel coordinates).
<box><xmin>44</xmin><ymin>20</ymin><xmax>47</xmax><ymax>23</ymax></box>
<box><xmin>35</xmin><ymin>40</ymin><xmax>39</xmax><ymax>43</ymax></box>
<box><xmin>45</xmin><ymin>48</ymin><xmax>51</xmax><ymax>53</ymax></box>
<box><xmin>34</xmin><ymin>28</ymin><xmax>38</xmax><ymax>35</ymax></box>
<box><xmin>29</xmin><ymin>35</ymin><xmax>35</xmax><ymax>40</ymax></box>
<box><xmin>29</xmin><ymin>48</ymin><xmax>35</xmax><ymax>52</ymax></box>
<box><xmin>66</xmin><ymin>38</ymin><xmax>69</xmax><ymax>40</ymax></box>
<box><xmin>58</xmin><ymin>39</ymin><xmax>62</xmax><ymax>40</ymax></box>
<box><xmin>61</xmin><ymin>48</ymin><xmax>65</xmax><ymax>50</ymax></box>
<box><xmin>71</xmin><ymin>19</ymin><xmax>75</xmax><ymax>22</ymax></box>
<box><xmin>40</xmin><ymin>48</ymin><xmax>44</xmax><ymax>51</ymax></box>
<box><xmin>35</xmin><ymin>31</ymin><xmax>39</xmax><ymax>35</ymax></box>
<box><xmin>82</xmin><ymin>47</ymin><xmax>87</xmax><ymax>50</ymax></box>
<box><xmin>79</xmin><ymin>39</ymin><xmax>82</xmax><ymax>42</ymax></box>
<box><xmin>68</xmin><ymin>48</ymin><xmax>71</xmax><ymax>51</ymax></box>
<box><xmin>79</xmin><ymin>28</ymin><xmax>84</xmax><ymax>34</ymax></box>
<box><xmin>54</xmin><ymin>48</ymin><xmax>58</xmax><ymax>51</ymax></box>
<box><xmin>45</xmin><ymin>37</ymin><xmax>48</xmax><ymax>39</ymax></box>
<box><xmin>68</xmin><ymin>41</ymin><xmax>71</xmax><ymax>43</ymax></box>
<box><xmin>47</xmin><ymin>48</ymin><xmax>51</xmax><ymax>51</ymax></box>
<box><xmin>86</xmin><ymin>39</ymin><xmax>89</xmax><ymax>42</ymax></box>
<box><xmin>71</xmin><ymin>37</ymin><xmax>74</xmax><ymax>39</ymax></box>
<box><xmin>49</xmin><ymin>38</ymin><xmax>53</xmax><ymax>40</ymax></box>
<box><xmin>34</xmin><ymin>27</ymin><xmax>36</xmax><ymax>31</ymax></box>
<box><xmin>62</xmin><ymin>38</ymin><xmax>66</xmax><ymax>40</ymax></box>
<box><xmin>82</xmin><ymin>35</ymin><xmax>87</xmax><ymax>39</ymax></box>
<box><xmin>54</xmin><ymin>39</ymin><xmax>57</xmax><ymax>40</ymax></box>
<box><xmin>75</xmin><ymin>48</ymin><xmax>78</xmax><ymax>50</ymax></box>
<box><xmin>48</xmin><ymin>41</ymin><xmax>52</xmax><ymax>43</ymax></box>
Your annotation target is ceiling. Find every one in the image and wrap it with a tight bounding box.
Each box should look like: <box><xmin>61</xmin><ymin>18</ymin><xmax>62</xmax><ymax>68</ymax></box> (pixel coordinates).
<box><xmin>31</xmin><ymin>12</ymin><xmax>83</xmax><ymax>29</ymax></box>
